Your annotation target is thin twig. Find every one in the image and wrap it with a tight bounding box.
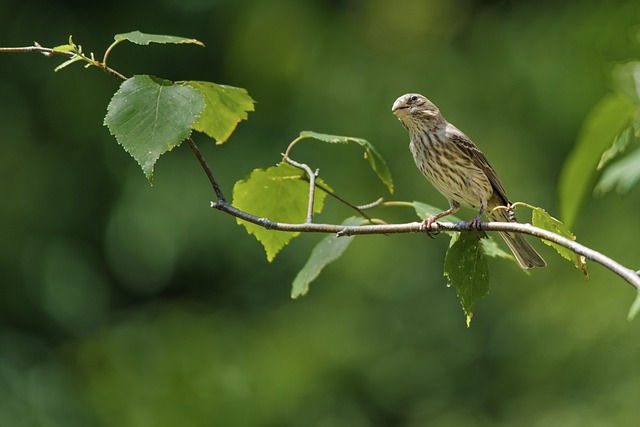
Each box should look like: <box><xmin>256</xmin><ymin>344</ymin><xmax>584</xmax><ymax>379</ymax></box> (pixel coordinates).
<box><xmin>3</xmin><ymin>42</ymin><xmax>232</xmax><ymax>202</ymax></box>
<box><xmin>211</xmin><ymin>200</ymin><xmax>640</xmax><ymax>291</ymax></box>
<box><xmin>283</xmin><ymin>135</ymin><xmax>384</xmax><ymax>223</ymax></box>
<box><xmin>0</xmin><ymin>44</ymin><xmax>127</xmax><ymax>81</ymax></box>
<box><xmin>356</xmin><ymin>198</ymin><xmax>385</xmax><ymax>211</ymax></box>
<box><xmin>0</xmin><ymin>45</ymin><xmax>74</xmax><ymax>56</ymax></box>
<box><xmin>187</xmin><ymin>138</ymin><xmax>226</xmax><ymax>202</ymax></box>
<box><xmin>283</xmin><ymin>135</ymin><xmax>320</xmax><ymax>223</ymax></box>
<box><xmin>284</xmin><ymin>156</ymin><xmax>317</xmax><ymax>223</ymax></box>
<box><xmin>304</xmin><ymin>178</ymin><xmax>379</xmax><ymax>223</ymax></box>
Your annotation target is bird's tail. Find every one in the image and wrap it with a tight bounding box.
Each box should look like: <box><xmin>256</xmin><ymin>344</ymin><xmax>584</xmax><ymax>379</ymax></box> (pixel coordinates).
<box><xmin>489</xmin><ymin>206</ymin><xmax>546</xmax><ymax>269</ymax></box>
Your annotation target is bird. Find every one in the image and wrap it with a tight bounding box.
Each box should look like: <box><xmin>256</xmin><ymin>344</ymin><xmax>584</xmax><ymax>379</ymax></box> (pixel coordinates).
<box><xmin>392</xmin><ymin>93</ymin><xmax>546</xmax><ymax>269</ymax></box>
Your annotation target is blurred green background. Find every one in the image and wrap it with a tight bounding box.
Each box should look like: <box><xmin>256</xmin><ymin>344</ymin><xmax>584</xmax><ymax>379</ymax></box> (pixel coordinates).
<box><xmin>2</xmin><ymin>0</ymin><xmax>640</xmax><ymax>426</ymax></box>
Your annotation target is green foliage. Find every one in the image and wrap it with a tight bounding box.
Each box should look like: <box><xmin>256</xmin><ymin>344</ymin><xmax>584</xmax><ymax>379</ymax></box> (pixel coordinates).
<box><xmin>93</xmin><ymin>32</ymin><xmax>254</xmax><ymax>181</ymax></box>
<box><xmin>480</xmin><ymin>237</ymin><xmax>518</xmax><ymax>264</ymax></box>
<box><xmin>291</xmin><ymin>217</ymin><xmax>365</xmax><ymax>298</ymax></box>
<box><xmin>558</xmin><ymin>93</ymin><xmax>634</xmax><ymax>228</ymax></box>
<box><xmin>104</xmin><ymin>75</ymin><xmax>205</xmax><ymax>181</ymax></box>
<box><xmin>531</xmin><ymin>206</ymin><xmax>586</xmax><ymax>273</ymax></box>
<box><xmin>413</xmin><ymin>201</ymin><xmax>462</xmax><ymax>223</ymax></box>
<box><xmin>592</xmin><ymin>61</ymin><xmax>640</xmax><ymax>196</ymax></box>
<box><xmin>610</xmin><ymin>61</ymin><xmax>640</xmax><ymax>106</ymax></box>
<box><xmin>444</xmin><ymin>232</ymin><xmax>489</xmax><ymax>327</ymax></box>
<box><xmin>560</xmin><ymin>59</ymin><xmax>640</xmax><ymax>226</ymax></box>
<box><xmin>298</xmin><ymin>131</ymin><xmax>394</xmax><ymax>193</ymax></box>
<box><xmin>414</xmin><ymin>201</ymin><xmax>524</xmax><ymax>324</ymax></box>
<box><xmin>232</xmin><ymin>162</ymin><xmax>329</xmax><ymax>262</ymax></box>
<box><xmin>52</xmin><ymin>36</ymin><xmax>89</xmax><ymax>71</ymax></box>
<box><xmin>51</xmin><ymin>38</ymin><xmax>77</xmax><ymax>53</ymax></box>
<box><xmin>48</xmin><ymin>29</ymin><xmax>254</xmax><ymax>185</ymax></box>
<box><xmin>414</xmin><ymin>200</ymin><xmax>519</xmax><ymax>263</ymax></box>
<box><xmin>230</xmin><ymin>130</ymin><xmax>393</xmax><ymax>275</ymax></box>
<box><xmin>112</xmin><ymin>30</ymin><xmax>205</xmax><ymax>47</ymax></box>
<box><xmin>595</xmin><ymin>147</ymin><xmax>640</xmax><ymax>195</ymax></box>
<box><xmin>181</xmin><ymin>81</ymin><xmax>255</xmax><ymax>143</ymax></box>
<box><xmin>629</xmin><ymin>291</ymin><xmax>640</xmax><ymax>321</ymax></box>
<box><xmin>597</xmin><ymin>127</ymin><xmax>631</xmax><ymax>170</ymax></box>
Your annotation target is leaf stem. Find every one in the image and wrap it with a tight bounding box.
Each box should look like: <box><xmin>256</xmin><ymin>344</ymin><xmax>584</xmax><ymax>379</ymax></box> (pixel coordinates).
<box><xmin>102</xmin><ymin>37</ymin><xmax>125</xmax><ymax>67</ymax></box>
<box><xmin>283</xmin><ymin>135</ymin><xmax>309</xmax><ymax>159</ymax></box>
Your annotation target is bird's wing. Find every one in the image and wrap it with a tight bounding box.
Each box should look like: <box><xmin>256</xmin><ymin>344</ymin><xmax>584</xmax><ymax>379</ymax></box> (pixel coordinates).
<box><xmin>446</xmin><ymin>125</ymin><xmax>510</xmax><ymax>206</ymax></box>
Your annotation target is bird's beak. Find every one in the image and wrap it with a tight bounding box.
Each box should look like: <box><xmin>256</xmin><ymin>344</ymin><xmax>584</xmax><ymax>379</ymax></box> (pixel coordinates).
<box><xmin>392</xmin><ymin>98</ymin><xmax>409</xmax><ymax>117</ymax></box>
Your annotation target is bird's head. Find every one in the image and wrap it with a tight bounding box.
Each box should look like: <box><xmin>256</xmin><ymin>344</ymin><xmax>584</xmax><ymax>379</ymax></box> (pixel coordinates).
<box><xmin>392</xmin><ymin>93</ymin><xmax>438</xmax><ymax>118</ymax></box>
<box><xmin>392</xmin><ymin>93</ymin><xmax>445</xmax><ymax>131</ymax></box>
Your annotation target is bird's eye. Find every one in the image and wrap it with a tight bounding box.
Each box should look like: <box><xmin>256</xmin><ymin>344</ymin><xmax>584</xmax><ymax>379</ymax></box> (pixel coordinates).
<box><xmin>410</xmin><ymin>95</ymin><xmax>419</xmax><ymax>103</ymax></box>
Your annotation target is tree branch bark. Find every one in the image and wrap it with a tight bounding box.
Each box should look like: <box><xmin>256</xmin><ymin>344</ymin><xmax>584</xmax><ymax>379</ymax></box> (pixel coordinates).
<box><xmin>211</xmin><ymin>200</ymin><xmax>640</xmax><ymax>291</ymax></box>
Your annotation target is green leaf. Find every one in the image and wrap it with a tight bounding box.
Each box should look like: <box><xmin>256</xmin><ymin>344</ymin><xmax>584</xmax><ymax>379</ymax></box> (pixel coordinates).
<box><xmin>558</xmin><ymin>93</ymin><xmax>634</xmax><ymax>228</ymax></box>
<box><xmin>291</xmin><ymin>217</ymin><xmax>364</xmax><ymax>299</ymax></box>
<box><xmin>595</xmin><ymin>147</ymin><xmax>640</xmax><ymax>195</ymax></box>
<box><xmin>412</xmin><ymin>201</ymin><xmax>462</xmax><ymax>224</ymax></box>
<box><xmin>299</xmin><ymin>131</ymin><xmax>394</xmax><ymax>193</ymax></box>
<box><xmin>531</xmin><ymin>206</ymin><xmax>587</xmax><ymax>275</ymax></box>
<box><xmin>52</xmin><ymin>44</ymin><xmax>76</xmax><ymax>53</ymax></box>
<box><xmin>104</xmin><ymin>75</ymin><xmax>205</xmax><ymax>181</ymax></box>
<box><xmin>53</xmin><ymin>55</ymin><xmax>85</xmax><ymax>72</ymax></box>
<box><xmin>444</xmin><ymin>232</ymin><xmax>489</xmax><ymax>327</ymax></box>
<box><xmin>181</xmin><ymin>81</ymin><xmax>255</xmax><ymax>143</ymax></box>
<box><xmin>53</xmin><ymin>36</ymin><xmax>79</xmax><ymax>54</ymax></box>
<box><xmin>628</xmin><ymin>290</ymin><xmax>640</xmax><ymax>321</ymax></box>
<box><xmin>597</xmin><ymin>127</ymin><xmax>632</xmax><ymax>170</ymax></box>
<box><xmin>413</xmin><ymin>201</ymin><xmax>521</xmax><ymax>268</ymax></box>
<box><xmin>113</xmin><ymin>31</ymin><xmax>204</xmax><ymax>47</ymax></box>
<box><xmin>232</xmin><ymin>162</ymin><xmax>329</xmax><ymax>261</ymax></box>
<box><xmin>610</xmin><ymin>61</ymin><xmax>640</xmax><ymax>105</ymax></box>
<box><xmin>634</xmin><ymin>110</ymin><xmax>640</xmax><ymax>138</ymax></box>
<box><xmin>480</xmin><ymin>238</ymin><xmax>519</xmax><ymax>263</ymax></box>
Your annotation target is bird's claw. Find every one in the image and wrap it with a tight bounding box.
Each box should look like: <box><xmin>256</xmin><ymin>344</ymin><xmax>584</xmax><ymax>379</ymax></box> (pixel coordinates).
<box><xmin>420</xmin><ymin>217</ymin><xmax>440</xmax><ymax>238</ymax></box>
<box><xmin>466</xmin><ymin>216</ymin><xmax>485</xmax><ymax>238</ymax></box>
<box><xmin>468</xmin><ymin>216</ymin><xmax>482</xmax><ymax>230</ymax></box>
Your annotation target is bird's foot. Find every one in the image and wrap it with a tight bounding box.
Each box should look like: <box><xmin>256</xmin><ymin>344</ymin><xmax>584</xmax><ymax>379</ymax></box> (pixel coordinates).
<box><xmin>466</xmin><ymin>215</ymin><xmax>485</xmax><ymax>239</ymax></box>
<box><xmin>420</xmin><ymin>217</ymin><xmax>440</xmax><ymax>238</ymax></box>
<box><xmin>468</xmin><ymin>215</ymin><xmax>483</xmax><ymax>230</ymax></box>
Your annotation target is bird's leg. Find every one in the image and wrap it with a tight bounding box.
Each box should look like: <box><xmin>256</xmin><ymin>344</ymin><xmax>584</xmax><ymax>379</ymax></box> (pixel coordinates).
<box><xmin>421</xmin><ymin>201</ymin><xmax>460</xmax><ymax>237</ymax></box>
<box><xmin>468</xmin><ymin>199</ymin><xmax>486</xmax><ymax>230</ymax></box>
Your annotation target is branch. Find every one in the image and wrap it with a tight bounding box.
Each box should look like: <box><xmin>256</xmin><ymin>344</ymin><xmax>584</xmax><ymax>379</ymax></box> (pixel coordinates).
<box><xmin>283</xmin><ymin>156</ymin><xmax>318</xmax><ymax>223</ymax></box>
<box><xmin>211</xmin><ymin>200</ymin><xmax>640</xmax><ymax>291</ymax></box>
<box><xmin>3</xmin><ymin>42</ymin><xmax>233</xmax><ymax>204</ymax></box>
<box><xmin>0</xmin><ymin>44</ymin><xmax>74</xmax><ymax>56</ymax></box>
<box><xmin>306</xmin><ymin>178</ymin><xmax>382</xmax><ymax>223</ymax></box>
<box><xmin>0</xmin><ymin>44</ymin><xmax>127</xmax><ymax>81</ymax></box>
<box><xmin>282</xmin><ymin>135</ymin><xmax>383</xmax><ymax>223</ymax></box>
<box><xmin>186</xmin><ymin>138</ymin><xmax>226</xmax><ymax>202</ymax></box>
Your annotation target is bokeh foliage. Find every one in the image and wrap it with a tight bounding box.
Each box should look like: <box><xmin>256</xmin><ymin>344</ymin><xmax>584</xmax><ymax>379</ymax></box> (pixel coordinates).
<box><xmin>2</xmin><ymin>0</ymin><xmax>640</xmax><ymax>426</ymax></box>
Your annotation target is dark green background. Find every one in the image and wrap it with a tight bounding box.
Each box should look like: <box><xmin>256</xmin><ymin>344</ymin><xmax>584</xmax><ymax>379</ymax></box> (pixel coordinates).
<box><xmin>1</xmin><ymin>0</ymin><xmax>640</xmax><ymax>425</ymax></box>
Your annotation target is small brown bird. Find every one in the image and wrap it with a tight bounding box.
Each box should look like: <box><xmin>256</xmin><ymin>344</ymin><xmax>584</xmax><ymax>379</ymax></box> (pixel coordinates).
<box><xmin>392</xmin><ymin>93</ymin><xmax>545</xmax><ymax>269</ymax></box>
